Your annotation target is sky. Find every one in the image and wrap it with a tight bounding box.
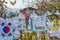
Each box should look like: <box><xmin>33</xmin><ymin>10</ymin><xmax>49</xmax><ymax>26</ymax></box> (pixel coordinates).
<box><xmin>5</xmin><ymin>0</ymin><xmax>28</xmax><ymax>9</ymax></box>
<box><xmin>4</xmin><ymin>0</ymin><xmax>38</xmax><ymax>9</ymax></box>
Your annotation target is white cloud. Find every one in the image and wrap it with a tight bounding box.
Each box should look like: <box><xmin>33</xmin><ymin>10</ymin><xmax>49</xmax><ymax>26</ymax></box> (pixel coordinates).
<box><xmin>5</xmin><ymin>0</ymin><xmax>27</xmax><ymax>9</ymax></box>
<box><xmin>5</xmin><ymin>0</ymin><xmax>38</xmax><ymax>9</ymax></box>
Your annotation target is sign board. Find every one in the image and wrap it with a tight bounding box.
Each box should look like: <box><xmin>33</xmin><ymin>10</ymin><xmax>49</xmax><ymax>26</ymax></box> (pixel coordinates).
<box><xmin>32</xmin><ymin>14</ymin><xmax>47</xmax><ymax>32</ymax></box>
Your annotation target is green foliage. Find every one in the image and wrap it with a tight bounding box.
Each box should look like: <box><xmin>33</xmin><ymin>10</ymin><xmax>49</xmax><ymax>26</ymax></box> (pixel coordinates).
<box><xmin>50</xmin><ymin>0</ymin><xmax>56</xmax><ymax>2</ymax></box>
<box><xmin>38</xmin><ymin>6</ymin><xmax>46</xmax><ymax>13</ymax></box>
<box><xmin>57</xmin><ymin>3</ymin><xmax>60</xmax><ymax>12</ymax></box>
<box><xmin>46</xmin><ymin>4</ymin><xmax>57</xmax><ymax>12</ymax></box>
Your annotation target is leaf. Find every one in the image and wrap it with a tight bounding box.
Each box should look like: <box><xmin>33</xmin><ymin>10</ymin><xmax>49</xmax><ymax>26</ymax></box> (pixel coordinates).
<box><xmin>56</xmin><ymin>3</ymin><xmax>60</xmax><ymax>12</ymax></box>
<box><xmin>49</xmin><ymin>0</ymin><xmax>56</xmax><ymax>2</ymax></box>
<box><xmin>36</xmin><ymin>6</ymin><xmax>46</xmax><ymax>15</ymax></box>
<box><xmin>10</xmin><ymin>0</ymin><xmax>16</xmax><ymax>6</ymax></box>
<box><xmin>38</xmin><ymin>6</ymin><xmax>46</xmax><ymax>13</ymax></box>
<box><xmin>46</xmin><ymin>3</ymin><xmax>57</xmax><ymax>12</ymax></box>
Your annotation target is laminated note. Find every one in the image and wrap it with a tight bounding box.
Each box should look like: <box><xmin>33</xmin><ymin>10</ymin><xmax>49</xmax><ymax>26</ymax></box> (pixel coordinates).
<box><xmin>32</xmin><ymin>13</ymin><xmax>47</xmax><ymax>32</ymax></box>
